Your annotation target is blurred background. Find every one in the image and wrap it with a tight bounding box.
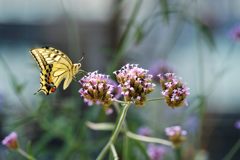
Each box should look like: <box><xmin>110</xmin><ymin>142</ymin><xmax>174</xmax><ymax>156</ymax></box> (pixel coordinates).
<box><xmin>0</xmin><ymin>0</ymin><xmax>240</xmax><ymax>159</ymax></box>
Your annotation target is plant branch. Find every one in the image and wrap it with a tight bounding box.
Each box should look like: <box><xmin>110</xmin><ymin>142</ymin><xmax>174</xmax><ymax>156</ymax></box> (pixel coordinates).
<box><xmin>96</xmin><ymin>103</ymin><xmax>130</xmax><ymax>160</ymax></box>
<box><xmin>17</xmin><ymin>148</ymin><xmax>36</xmax><ymax>160</ymax></box>
<box><xmin>110</xmin><ymin>144</ymin><xmax>119</xmax><ymax>160</ymax></box>
<box><xmin>86</xmin><ymin>121</ymin><xmax>114</xmax><ymax>131</ymax></box>
<box><xmin>147</xmin><ymin>97</ymin><xmax>165</xmax><ymax>102</ymax></box>
<box><xmin>126</xmin><ymin>131</ymin><xmax>172</xmax><ymax>146</ymax></box>
<box><xmin>223</xmin><ymin>139</ymin><xmax>240</xmax><ymax>160</ymax></box>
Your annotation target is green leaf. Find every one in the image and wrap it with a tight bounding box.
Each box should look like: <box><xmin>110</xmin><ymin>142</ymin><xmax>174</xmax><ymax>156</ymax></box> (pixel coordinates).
<box><xmin>134</xmin><ymin>25</ymin><xmax>144</xmax><ymax>45</ymax></box>
<box><xmin>26</xmin><ymin>141</ymin><xmax>33</xmax><ymax>155</ymax></box>
<box><xmin>159</xmin><ymin>0</ymin><xmax>169</xmax><ymax>22</ymax></box>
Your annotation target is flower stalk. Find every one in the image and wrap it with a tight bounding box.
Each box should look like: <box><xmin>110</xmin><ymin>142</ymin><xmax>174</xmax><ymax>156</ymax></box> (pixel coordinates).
<box><xmin>223</xmin><ymin>138</ymin><xmax>240</xmax><ymax>160</ymax></box>
<box><xmin>110</xmin><ymin>144</ymin><xmax>119</xmax><ymax>160</ymax></box>
<box><xmin>17</xmin><ymin>148</ymin><xmax>36</xmax><ymax>160</ymax></box>
<box><xmin>174</xmin><ymin>147</ymin><xmax>182</xmax><ymax>160</ymax></box>
<box><xmin>96</xmin><ymin>103</ymin><xmax>130</xmax><ymax>160</ymax></box>
<box><xmin>86</xmin><ymin>121</ymin><xmax>172</xmax><ymax>146</ymax></box>
<box><xmin>126</xmin><ymin>131</ymin><xmax>172</xmax><ymax>146</ymax></box>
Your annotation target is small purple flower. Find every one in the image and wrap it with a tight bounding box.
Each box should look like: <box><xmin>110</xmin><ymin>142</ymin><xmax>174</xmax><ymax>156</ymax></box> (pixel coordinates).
<box><xmin>234</xmin><ymin>120</ymin><xmax>240</xmax><ymax>129</ymax></box>
<box><xmin>147</xmin><ymin>144</ymin><xmax>166</xmax><ymax>160</ymax></box>
<box><xmin>2</xmin><ymin>132</ymin><xmax>18</xmax><ymax>149</ymax></box>
<box><xmin>230</xmin><ymin>25</ymin><xmax>240</xmax><ymax>41</ymax></box>
<box><xmin>149</xmin><ymin>60</ymin><xmax>174</xmax><ymax>82</ymax></box>
<box><xmin>106</xmin><ymin>78</ymin><xmax>122</xmax><ymax>100</ymax></box>
<box><xmin>165</xmin><ymin>126</ymin><xmax>187</xmax><ymax>147</ymax></box>
<box><xmin>137</xmin><ymin>127</ymin><xmax>152</xmax><ymax>136</ymax></box>
<box><xmin>105</xmin><ymin>108</ymin><xmax>113</xmax><ymax>115</ymax></box>
<box><xmin>114</xmin><ymin>64</ymin><xmax>155</xmax><ymax>106</ymax></box>
<box><xmin>158</xmin><ymin>73</ymin><xmax>190</xmax><ymax>108</ymax></box>
<box><xmin>79</xmin><ymin>71</ymin><xmax>114</xmax><ymax>108</ymax></box>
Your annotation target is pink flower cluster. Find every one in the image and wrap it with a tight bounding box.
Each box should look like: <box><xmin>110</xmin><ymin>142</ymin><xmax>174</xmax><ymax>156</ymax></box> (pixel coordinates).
<box><xmin>2</xmin><ymin>132</ymin><xmax>18</xmax><ymax>149</ymax></box>
<box><xmin>114</xmin><ymin>64</ymin><xmax>155</xmax><ymax>105</ymax></box>
<box><xmin>165</xmin><ymin>126</ymin><xmax>187</xmax><ymax>147</ymax></box>
<box><xmin>137</xmin><ymin>127</ymin><xmax>152</xmax><ymax>136</ymax></box>
<box><xmin>147</xmin><ymin>144</ymin><xmax>166</xmax><ymax>160</ymax></box>
<box><xmin>79</xmin><ymin>71</ymin><xmax>114</xmax><ymax>108</ymax></box>
<box><xmin>230</xmin><ymin>25</ymin><xmax>240</xmax><ymax>41</ymax></box>
<box><xmin>79</xmin><ymin>64</ymin><xmax>190</xmax><ymax>110</ymax></box>
<box><xmin>159</xmin><ymin>73</ymin><xmax>190</xmax><ymax>108</ymax></box>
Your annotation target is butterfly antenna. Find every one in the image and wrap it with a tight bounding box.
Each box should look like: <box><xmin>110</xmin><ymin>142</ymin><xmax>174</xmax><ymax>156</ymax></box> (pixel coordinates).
<box><xmin>78</xmin><ymin>56</ymin><xmax>84</xmax><ymax>63</ymax></box>
<box><xmin>77</xmin><ymin>69</ymin><xmax>87</xmax><ymax>76</ymax></box>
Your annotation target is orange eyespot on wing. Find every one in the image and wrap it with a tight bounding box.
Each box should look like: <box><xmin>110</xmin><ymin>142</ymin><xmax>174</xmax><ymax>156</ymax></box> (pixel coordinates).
<box><xmin>50</xmin><ymin>86</ymin><xmax>57</xmax><ymax>93</ymax></box>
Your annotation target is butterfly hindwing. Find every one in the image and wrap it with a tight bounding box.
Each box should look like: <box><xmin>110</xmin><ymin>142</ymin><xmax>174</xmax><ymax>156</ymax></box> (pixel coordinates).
<box><xmin>35</xmin><ymin>64</ymin><xmax>56</xmax><ymax>95</ymax></box>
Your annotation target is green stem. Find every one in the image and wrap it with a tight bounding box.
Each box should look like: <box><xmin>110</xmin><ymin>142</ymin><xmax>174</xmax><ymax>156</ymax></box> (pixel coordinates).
<box><xmin>113</xmin><ymin>102</ymin><xmax>129</xmax><ymax>159</ymax></box>
<box><xmin>147</xmin><ymin>97</ymin><xmax>165</xmax><ymax>102</ymax></box>
<box><xmin>223</xmin><ymin>139</ymin><xmax>240</xmax><ymax>160</ymax></box>
<box><xmin>113</xmin><ymin>99</ymin><xmax>129</xmax><ymax>104</ymax></box>
<box><xmin>123</xmin><ymin>134</ymin><xmax>129</xmax><ymax>159</ymax></box>
<box><xmin>86</xmin><ymin>121</ymin><xmax>115</xmax><ymax>131</ymax></box>
<box><xmin>174</xmin><ymin>147</ymin><xmax>182</xmax><ymax>160</ymax></box>
<box><xmin>96</xmin><ymin>103</ymin><xmax>130</xmax><ymax>160</ymax></box>
<box><xmin>17</xmin><ymin>148</ymin><xmax>36</xmax><ymax>160</ymax></box>
<box><xmin>86</xmin><ymin>121</ymin><xmax>172</xmax><ymax>147</ymax></box>
<box><xmin>110</xmin><ymin>144</ymin><xmax>119</xmax><ymax>160</ymax></box>
<box><xmin>126</xmin><ymin>131</ymin><xmax>172</xmax><ymax>146</ymax></box>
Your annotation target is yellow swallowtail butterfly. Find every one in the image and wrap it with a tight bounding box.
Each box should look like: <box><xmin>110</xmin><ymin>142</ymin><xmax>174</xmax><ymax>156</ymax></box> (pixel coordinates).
<box><xmin>30</xmin><ymin>46</ymin><xmax>81</xmax><ymax>95</ymax></box>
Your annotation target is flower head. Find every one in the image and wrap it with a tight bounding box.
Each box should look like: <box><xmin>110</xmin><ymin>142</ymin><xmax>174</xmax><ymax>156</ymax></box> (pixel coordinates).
<box><xmin>106</xmin><ymin>78</ymin><xmax>122</xmax><ymax>100</ymax></box>
<box><xmin>79</xmin><ymin>71</ymin><xmax>114</xmax><ymax>108</ymax></box>
<box><xmin>234</xmin><ymin>120</ymin><xmax>240</xmax><ymax>130</ymax></box>
<box><xmin>158</xmin><ymin>73</ymin><xmax>190</xmax><ymax>108</ymax></box>
<box><xmin>114</xmin><ymin>64</ymin><xmax>155</xmax><ymax>106</ymax></box>
<box><xmin>137</xmin><ymin>127</ymin><xmax>152</xmax><ymax>136</ymax></box>
<box><xmin>2</xmin><ymin>132</ymin><xmax>18</xmax><ymax>149</ymax></box>
<box><xmin>165</xmin><ymin>126</ymin><xmax>187</xmax><ymax>147</ymax></box>
<box><xmin>230</xmin><ymin>25</ymin><xmax>240</xmax><ymax>41</ymax></box>
<box><xmin>147</xmin><ymin>144</ymin><xmax>166</xmax><ymax>160</ymax></box>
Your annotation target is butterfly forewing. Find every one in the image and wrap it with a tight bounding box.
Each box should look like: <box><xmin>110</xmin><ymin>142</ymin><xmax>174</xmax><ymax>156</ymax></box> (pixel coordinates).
<box><xmin>30</xmin><ymin>47</ymin><xmax>80</xmax><ymax>95</ymax></box>
<box><xmin>31</xmin><ymin>49</ymin><xmax>48</xmax><ymax>70</ymax></box>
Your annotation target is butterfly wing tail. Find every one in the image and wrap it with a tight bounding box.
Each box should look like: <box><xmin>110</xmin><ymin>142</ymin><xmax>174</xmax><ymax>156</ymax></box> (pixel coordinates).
<box><xmin>34</xmin><ymin>84</ymin><xmax>49</xmax><ymax>95</ymax></box>
<box><xmin>34</xmin><ymin>88</ymin><xmax>48</xmax><ymax>95</ymax></box>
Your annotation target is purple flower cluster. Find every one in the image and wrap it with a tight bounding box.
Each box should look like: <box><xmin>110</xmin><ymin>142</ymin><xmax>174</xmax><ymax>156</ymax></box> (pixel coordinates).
<box><xmin>79</xmin><ymin>71</ymin><xmax>114</xmax><ymax>108</ymax></box>
<box><xmin>230</xmin><ymin>25</ymin><xmax>240</xmax><ymax>41</ymax></box>
<box><xmin>2</xmin><ymin>132</ymin><xmax>18</xmax><ymax>149</ymax></box>
<box><xmin>137</xmin><ymin>127</ymin><xmax>152</xmax><ymax>136</ymax></box>
<box><xmin>147</xmin><ymin>144</ymin><xmax>166</xmax><ymax>160</ymax></box>
<box><xmin>234</xmin><ymin>120</ymin><xmax>240</xmax><ymax>129</ymax></box>
<box><xmin>114</xmin><ymin>64</ymin><xmax>155</xmax><ymax>106</ymax></box>
<box><xmin>159</xmin><ymin>73</ymin><xmax>190</xmax><ymax>108</ymax></box>
<box><xmin>165</xmin><ymin>126</ymin><xmax>187</xmax><ymax>147</ymax></box>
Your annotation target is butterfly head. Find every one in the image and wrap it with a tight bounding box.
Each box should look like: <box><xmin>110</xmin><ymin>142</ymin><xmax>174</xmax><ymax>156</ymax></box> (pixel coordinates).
<box><xmin>73</xmin><ymin>63</ymin><xmax>81</xmax><ymax>76</ymax></box>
